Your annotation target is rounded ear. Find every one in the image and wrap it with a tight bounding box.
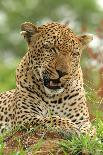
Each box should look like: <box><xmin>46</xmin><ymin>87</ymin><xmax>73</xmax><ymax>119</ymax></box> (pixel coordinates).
<box><xmin>77</xmin><ymin>34</ymin><xmax>93</xmax><ymax>48</ymax></box>
<box><xmin>20</xmin><ymin>22</ymin><xmax>38</xmax><ymax>43</ymax></box>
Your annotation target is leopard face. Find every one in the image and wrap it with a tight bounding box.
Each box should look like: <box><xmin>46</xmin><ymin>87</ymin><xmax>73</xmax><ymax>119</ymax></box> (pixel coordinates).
<box><xmin>21</xmin><ymin>22</ymin><xmax>92</xmax><ymax>95</ymax></box>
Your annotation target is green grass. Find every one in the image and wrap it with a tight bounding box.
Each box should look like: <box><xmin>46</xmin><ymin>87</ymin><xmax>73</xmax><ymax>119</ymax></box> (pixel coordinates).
<box><xmin>59</xmin><ymin>135</ymin><xmax>103</xmax><ymax>155</ymax></box>
<box><xmin>59</xmin><ymin>118</ymin><xmax>103</xmax><ymax>155</ymax></box>
<box><xmin>0</xmin><ymin>134</ymin><xmax>4</xmax><ymax>155</ymax></box>
<box><xmin>0</xmin><ymin>60</ymin><xmax>18</xmax><ymax>93</ymax></box>
<box><xmin>0</xmin><ymin>118</ymin><xmax>102</xmax><ymax>155</ymax></box>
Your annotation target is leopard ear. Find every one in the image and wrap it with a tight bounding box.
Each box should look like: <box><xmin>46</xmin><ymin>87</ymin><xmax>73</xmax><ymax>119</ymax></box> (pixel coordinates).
<box><xmin>77</xmin><ymin>34</ymin><xmax>93</xmax><ymax>48</ymax></box>
<box><xmin>20</xmin><ymin>22</ymin><xmax>38</xmax><ymax>43</ymax></box>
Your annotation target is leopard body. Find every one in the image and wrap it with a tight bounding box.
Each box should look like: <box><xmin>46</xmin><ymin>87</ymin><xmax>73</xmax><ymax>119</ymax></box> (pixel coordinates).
<box><xmin>0</xmin><ymin>22</ymin><xmax>95</xmax><ymax>135</ymax></box>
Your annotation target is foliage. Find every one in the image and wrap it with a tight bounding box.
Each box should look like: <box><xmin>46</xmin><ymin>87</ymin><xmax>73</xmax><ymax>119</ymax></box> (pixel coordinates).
<box><xmin>0</xmin><ymin>60</ymin><xmax>17</xmax><ymax>92</ymax></box>
<box><xmin>0</xmin><ymin>118</ymin><xmax>102</xmax><ymax>155</ymax></box>
<box><xmin>59</xmin><ymin>119</ymin><xmax>103</xmax><ymax>155</ymax></box>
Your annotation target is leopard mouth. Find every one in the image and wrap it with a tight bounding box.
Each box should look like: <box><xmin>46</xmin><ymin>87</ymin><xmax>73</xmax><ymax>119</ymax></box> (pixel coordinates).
<box><xmin>43</xmin><ymin>76</ymin><xmax>63</xmax><ymax>90</ymax></box>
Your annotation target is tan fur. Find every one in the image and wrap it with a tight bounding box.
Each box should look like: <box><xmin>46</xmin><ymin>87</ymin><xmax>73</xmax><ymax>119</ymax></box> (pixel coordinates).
<box><xmin>0</xmin><ymin>22</ymin><xmax>95</xmax><ymax>136</ymax></box>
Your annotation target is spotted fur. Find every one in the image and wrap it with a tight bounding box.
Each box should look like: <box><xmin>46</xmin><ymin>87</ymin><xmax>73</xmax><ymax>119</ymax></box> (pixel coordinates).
<box><xmin>0</xmin><ymin>22</ymin><xmax>95</xmax><ymax>136</ymax></box>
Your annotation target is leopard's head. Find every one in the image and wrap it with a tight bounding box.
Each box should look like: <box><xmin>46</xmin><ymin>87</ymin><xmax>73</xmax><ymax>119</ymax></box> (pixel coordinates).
<box><xmin>21</xmin><ymin>22</ymin><xmax>93</xmax><ymax>94</ymax></box>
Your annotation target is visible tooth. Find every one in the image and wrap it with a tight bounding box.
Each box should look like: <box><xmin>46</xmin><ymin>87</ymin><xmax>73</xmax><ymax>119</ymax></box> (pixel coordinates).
<box><xmin>50</xmin><ymin>81</ymin><xmax>61</xmax><ymax>87</ymax></box>
<box><xmin>50</xmin><ymin>81</ymin><xmax>55</xmax><ymax>86</ymax></box>
<box><xmin>50</xmin><ymin>81</ymin><xmax>53</xmax><ymax>86</ymax></box>
<box><xmin>50</xmin><ymin>81</ymin><xmax>56</xmax><ymax>86</ymax></box>
<box><xmin>58</xmin><ymin>83</ymin><xmax>61</xmax><ymax>86</ymax></box>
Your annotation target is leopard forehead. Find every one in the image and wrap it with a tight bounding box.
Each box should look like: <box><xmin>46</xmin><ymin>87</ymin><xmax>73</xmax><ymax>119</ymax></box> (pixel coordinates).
<box><xmin>38</xmin><ymin>22</ymin><xmax>73</xmax><ymax>35</ymax></box>
<box><xmin>21</xmin><ymin>21</ymin><xmax>92</xmax><ymax>53</ymax></box>
<box><xmin>37</xmin><ymin>22</ymin><xmax>79</xmax><ymax>46</ymax></box>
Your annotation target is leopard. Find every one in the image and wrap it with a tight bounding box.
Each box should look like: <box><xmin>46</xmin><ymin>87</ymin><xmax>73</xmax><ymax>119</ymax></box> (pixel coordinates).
<box><xmin>0</xmin><ymin>22</ymin><xmax>95</xmax><ymax>136</ymax></box>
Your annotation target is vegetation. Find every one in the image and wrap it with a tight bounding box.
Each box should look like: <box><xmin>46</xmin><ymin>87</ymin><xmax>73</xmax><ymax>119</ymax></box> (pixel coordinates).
<box><xmin>0</xmin><ymin>118</ymin><xmax>102</xmax><ymax>155</ymax></box>
<box><xmin>59</xmin><ymin>119</ymin><xmax>103</xmax><ymax>155</ymax></box>
<box><xmin>0</xmin><ymin>60</ymin><xmax>17</xmax><ymax>92</ymax></box>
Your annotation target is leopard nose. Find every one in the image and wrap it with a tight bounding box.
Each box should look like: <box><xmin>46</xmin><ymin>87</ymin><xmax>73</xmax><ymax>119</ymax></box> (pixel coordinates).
<box><xmin>56</xmin><ymin>69</ymin><xmax>67</xmax><ymax>78</ymax></box>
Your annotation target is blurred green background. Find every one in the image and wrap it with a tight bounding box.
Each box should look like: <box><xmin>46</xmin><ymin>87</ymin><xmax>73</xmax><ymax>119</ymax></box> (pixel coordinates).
<box><xmin>0</xmin><ymin>0</ymin><xmax>103</xmax><ymax>116</ymax></box>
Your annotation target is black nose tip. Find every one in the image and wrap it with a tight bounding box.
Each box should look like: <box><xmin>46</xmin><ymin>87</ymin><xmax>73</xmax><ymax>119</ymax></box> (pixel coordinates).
<box><xmin>56</xmin><ymin>70</ymin><xmax>67</xmax><ymax>78</ymax></box>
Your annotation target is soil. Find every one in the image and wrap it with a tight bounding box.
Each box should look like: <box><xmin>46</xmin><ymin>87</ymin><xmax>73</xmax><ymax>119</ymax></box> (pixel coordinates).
<box><xmin>3</xmin><ymin>129</ymin><xmax>65</xmax><ymax>155</ymax></box>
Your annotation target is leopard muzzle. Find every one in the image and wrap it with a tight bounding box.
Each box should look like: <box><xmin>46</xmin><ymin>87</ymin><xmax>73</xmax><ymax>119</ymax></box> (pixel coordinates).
<box><xmin>42</xmin><ymin>71</ymin><xmax>66</xmax><ymax>94</ymax></box>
